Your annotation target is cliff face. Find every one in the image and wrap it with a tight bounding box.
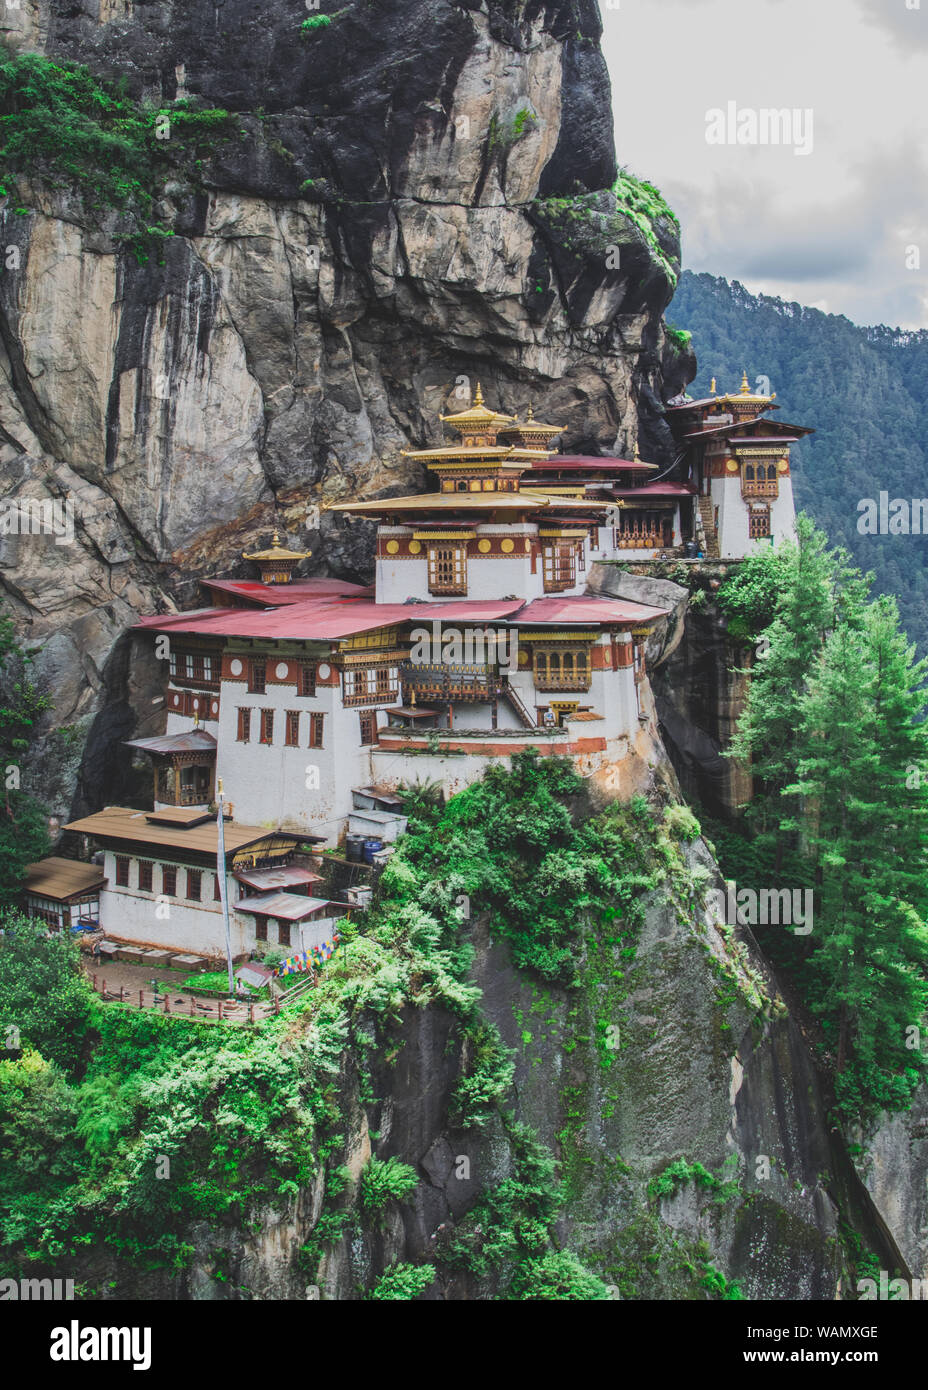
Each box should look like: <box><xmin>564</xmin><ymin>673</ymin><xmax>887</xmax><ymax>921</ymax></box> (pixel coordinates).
<box><xmin>0</xmin><ymin>0</ymin><xmax>692</xmax><ymax>819</ymax></box>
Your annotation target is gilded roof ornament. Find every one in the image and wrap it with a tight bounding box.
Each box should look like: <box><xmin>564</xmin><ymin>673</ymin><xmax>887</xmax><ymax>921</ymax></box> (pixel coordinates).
<box><xmin>242</xmin><ymin>530</ymin><xmax>313</xmax><ymax>563</ymax></box>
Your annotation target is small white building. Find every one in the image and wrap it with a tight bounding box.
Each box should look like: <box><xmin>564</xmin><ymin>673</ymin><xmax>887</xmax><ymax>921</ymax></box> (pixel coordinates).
<box><xmin>665</xmin><ymin>372</ymin><xmax>813</xmax><ymax>558</ymax></box>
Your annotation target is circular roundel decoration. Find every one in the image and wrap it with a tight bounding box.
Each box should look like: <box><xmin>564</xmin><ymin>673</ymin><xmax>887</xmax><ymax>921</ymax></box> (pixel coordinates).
<box><xmin>478</xmin><ymin>539</ymin><xmax>492</xmax><ymax>553</ymax></box>
<box><xmin>275</xmin><ymin>661</ymin><xmax>289</xmax><ymax>680</ymax></box>
<box><xmin>501</xmin><ymin>538</ymin><xmax>515</xmax><ymax>553</ymax></box>
<box><xmin>726</xmin><ymin>458</ymin><xmax>739</xmax><ymax>473</ymax></box>
<box><xmin>408</xmin><ymin>540</ymin><xmax>422</xmax><ymax>554</ymax></box>
<box><xmin>386</xmin><ymin>539</ymin><xmax>400</xmax><ymax>554</ymax></box>
<box><xmin>318</xmin><ymin>663</ymin><xmax>331</xmax><ymax>681</ymax></box>
<box><xmin>229</xmin><ymin>658</ymin><xmax>243</xmax><ymax>677</ymax></box>
<box><xmin>518</xmin><ymin>649</ymin><xmax>530</xmax><ymax>667</ymax></box>
<box><xmin>211</xmin><ymin>701</ymin><xmax>219</xmax><ymax>716</ymax></box>
<box><xmin>778</xmin><ymin>457</ymin><xmax>789</xmax><ymax>473</ymax></box>
<box><xmin>524</xmin><ymin>538</ymin><xmax>531</xmax><ymax>552</ymax></box>
<box><xmin>191</xmin><ymin>697</ymin><xmax>200</xmax><ymax>711</ymax></box>
<box><xmin>171</xmin><ymin>692</ymin><xmax>182</xmax><ymax>707</ymax></box>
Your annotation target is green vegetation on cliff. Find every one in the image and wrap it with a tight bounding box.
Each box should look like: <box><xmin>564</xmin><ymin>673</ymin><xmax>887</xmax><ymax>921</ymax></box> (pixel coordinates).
<box><xmin>0</xmin><ymin>54</ymin><xmax>237</xmax><ymax>261</ymax></box>
<box><xmin>0</xmin><ymin>608</ymin><xmax>50</xmax><ymax>908</ymax></box>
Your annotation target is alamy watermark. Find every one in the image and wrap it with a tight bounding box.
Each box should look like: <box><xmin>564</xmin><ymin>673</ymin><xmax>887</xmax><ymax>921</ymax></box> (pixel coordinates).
<box><xmin>705</xmin><ymin>102</ymin><xmax>814</xmax><ymax>157</ymax></box>
<box><xmin>409</xmin><ymin>623</ymin><xmax>518</xmax><ymax>673</ymax></box>
<box><xmin>707</xmin><ymin>880</ymin><xmax>813</xmax><ymax>936</ymax></box>
<box><xmin>0</xmin><ymin>496</ymin><xmax>75</xmax><ymax>546</ymax></box>
<box><xmin>857</xmin><ymin>492</ymin><xmax>928</xmax><ymax>535</ymax></box>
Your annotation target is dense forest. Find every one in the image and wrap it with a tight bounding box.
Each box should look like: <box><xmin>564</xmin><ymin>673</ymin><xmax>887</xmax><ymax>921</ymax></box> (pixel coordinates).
<box><xmin>669</xmin><ymin>272</ymin><xmax>928</xmax><ymax>653</ymax></box>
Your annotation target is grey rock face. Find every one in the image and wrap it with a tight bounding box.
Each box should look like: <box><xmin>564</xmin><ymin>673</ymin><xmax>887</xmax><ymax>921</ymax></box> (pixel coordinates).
<box><xmin>0</xmin><ymin>0</ymin><xmax>690</xmax><ymax>818</ymax></box>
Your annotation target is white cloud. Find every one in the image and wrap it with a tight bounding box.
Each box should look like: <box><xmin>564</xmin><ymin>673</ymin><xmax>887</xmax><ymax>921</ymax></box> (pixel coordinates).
<box><xmin>600</xmin><ymin>0</ymin><xmax>928</xmax><ymax>327</ymax></box>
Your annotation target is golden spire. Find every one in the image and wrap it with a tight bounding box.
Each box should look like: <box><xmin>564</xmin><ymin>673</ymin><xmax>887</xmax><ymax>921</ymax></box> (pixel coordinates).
<box><xmin>710</xmin><ymin>376</ymin><xmax>717</xmax><ymax>395</ymax></box>
<box><xmin>242</xmin><ymin>528</ymin><xmax>312</xmax><ymax>583</ymax></box>
<box><xmin>527</xmin><ymin>403</ymin><xmax>535</xmax><ymax>421</ymax></box>
<box><xmin>633</xmin><ymin>439</ymin><xmax>641</xmax><ymax>462</ymax></box>
<box><xmin>474</xmin><ymin>382</ymin><xmax>484</xmax><ymax>406</ymax></box>
<box><xmin>409</xmin><ymin>688</ymin><xmax>417</xmax><ymax>707</ymax></box>
<box><xmin>740</xmin><ymin>370</ymin><xmax>750</xmax><ymax>395</ymax></box>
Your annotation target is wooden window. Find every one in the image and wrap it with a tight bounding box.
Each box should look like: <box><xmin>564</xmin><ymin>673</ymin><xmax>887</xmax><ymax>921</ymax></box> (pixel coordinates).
<box><xmin>749</xmin><ymin>509</ymin><xmax>771</xmax><ymax>539</ymax></box>
<box><xmin>260</xmin><ymin>709</ymin><xmax>274</xmax><ymax>744</ymax></box>
<box><xmin>532</xmin><ymin>645</ymin><xmax>592</xmax><ymax>692</ymax></box>
<box><xmin>186</xmin><ymin>869</ymin><xmax>202</xmax><ymax>902</ymax></box>
<box><xmin>249</xmin><ymin>658</ymin><xmax>266</xmax><ymax>694</ymax></box>
<box><xmin>237</xmin><ymin>707</ymin><xmax>251</xmax><ymax>742</ymax></box>
<box><xmin>359</xmin><ymin>711</ymin><xmax>377</xmax><ymax>745</ymax></box>
<box><xmin>138</xmin><ymin>860</ymin><xmax>153</xmax><ymax>893</ymax></box>
<box><xmin>115</xmin><ymin>855</ymin><xmax>130</xmax><ymax>887</ymax></box>
<box><xmin>308</xmin><ymin>712</ymin><xmax>325</xmax><ymax>748</ymax></box>
<box><xmin>298</xmin><ymin>661</ymin><xmax>316</xmax><ymax>697</ymax></box>
<box><xmin>255</xmin><ymin>917</ymin><xmax>267</xmax><ymax>942</ymax></box>
<box><xmin>542</xmin><ymin>543</ymin><xmax>576</xmax><ymax>592</ymax></box>
<box><xmin>428</xmin><ymin>544</ymin><xmax>467</xmax><ymax>595</ymax></box>
<box><xmin>278</xmin><ymin>920</ymin><xmax>291</xmax><ymax>948</ymax></box>
<box><xmin>162</xmin><ymin>865</ymin><xmax>177</xmax><ymax>896</ymax></box>
<box><xmin>285</xmin><ymin>711</ymin><xmax>300</xmax><ymax>746</ymax></box>
<box><xmin>214</xmin><ymin>873</ymin><xmax>223</xmax><ymax>902</ymax></box>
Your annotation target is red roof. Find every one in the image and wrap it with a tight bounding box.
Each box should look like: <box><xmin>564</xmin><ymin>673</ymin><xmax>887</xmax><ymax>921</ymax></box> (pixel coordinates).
<box><xmin>528</xmin><ymin>456</ymin><xmax>657</xmax><ymax>472</ymax></box>
<box><xmin>611</xmin><ymin>483</ymin><xmax>697</xmax><ymax>498</ymax></box>
<box><xmin>134</xmin><ymin>598</ymin><xmax>525</xmax><ymax>641</ymax></box>
<box><xmin>515</xmin><ymin>596</ymin><xmax>669</xmax><ymax>625</ymax></box>
<box><xmin>203</xmin><ymin>577</ymin><xmax>373</xmax><ymax>607</ymax></box>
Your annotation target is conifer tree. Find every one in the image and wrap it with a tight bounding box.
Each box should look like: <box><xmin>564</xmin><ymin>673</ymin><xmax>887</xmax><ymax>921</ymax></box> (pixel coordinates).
<box><xmin>786</xmin><ymin>606</ymin><xmax>928</xmax><ymax>1107</ymax></box>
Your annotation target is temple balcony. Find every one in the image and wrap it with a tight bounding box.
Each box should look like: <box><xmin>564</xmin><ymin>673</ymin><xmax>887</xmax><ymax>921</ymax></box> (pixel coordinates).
<box><xmin>342</xmin><ymin>686</ymin><xmax>399</xmax><ymax>707</ymax></box>
<box><xmin>614</xmin><ymin>530</ymin><xmax>665</xmax><ymax>549</ymax></box>
<box><xmin>742</xmin><ymin>480</ymin><xmax>779</xmax><ymax>498</ymax></box>
<box><xmin>533</xmin><ymin>674</ymin><xmax>592</xmax><ymax>693</ymax></box>
<box><xmin>403</xmin><ymin>663</ymin><xmax>504</xmax><ymax>701</ymax></box>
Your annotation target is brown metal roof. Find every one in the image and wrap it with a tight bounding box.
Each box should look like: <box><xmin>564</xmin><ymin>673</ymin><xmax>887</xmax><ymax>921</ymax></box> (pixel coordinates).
<box><xmin>234</xmin><ymin>892</ymin><xmax>333</xmax><ymax>921</ymax></box>
<box><xmin>65</xmin><ymin>806</ymin><xmax>298</xmax><ymax>857</ymax></box>
<box><xmin>145</xmin><ymin>808</ymin><xmax>214</xmax><ymax>827</ymax></box>
<box><xmin>234</xmin><ymin>865</ymin><xmax>323</xmax><ymax>892</ymax></box>
<box><xmin>23</xmin><ymin>857</ymin><xmax>106</xmax><ymax>901</ymax></box>
<box><xmin>125</xmin><ymin>730</ymin><xmax>217</xmax><ymax>756</ymax></box>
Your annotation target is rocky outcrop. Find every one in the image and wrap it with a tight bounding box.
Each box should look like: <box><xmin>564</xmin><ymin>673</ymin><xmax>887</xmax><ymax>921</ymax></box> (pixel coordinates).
<box><xmin>0</xmin><ymin>0</ymin><xmax>694</xmax><ymax>821</ymax></box>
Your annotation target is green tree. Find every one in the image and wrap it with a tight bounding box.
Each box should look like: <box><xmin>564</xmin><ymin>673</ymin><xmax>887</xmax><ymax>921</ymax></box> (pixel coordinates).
<box><xmin>0</xmin><ymin>912</ymin><xmax>94</xmax><ymax>1073</ymax></box>
<box><xmin>729</xmin><ymin>517</ymin><xmax>866</xmax><ymax>861</ymax></box>
<box><xmin>787</xmin><ymin>607</ymin><xmax>928</xmax><ymax>1106</ymax></box>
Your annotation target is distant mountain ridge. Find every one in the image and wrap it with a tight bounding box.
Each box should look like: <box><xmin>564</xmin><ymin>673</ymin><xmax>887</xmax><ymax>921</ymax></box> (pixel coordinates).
<box><xmin>668</xmin><ymin>271</ymin><xmax>928</xmax><ymax>652</ymax></box>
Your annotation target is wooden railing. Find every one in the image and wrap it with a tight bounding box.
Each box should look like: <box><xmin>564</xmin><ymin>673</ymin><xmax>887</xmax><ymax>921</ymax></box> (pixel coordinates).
<box><xmin>742</xmin><ymin>479</ymin><xmax>778</xmax><ymax>498</ymax></box>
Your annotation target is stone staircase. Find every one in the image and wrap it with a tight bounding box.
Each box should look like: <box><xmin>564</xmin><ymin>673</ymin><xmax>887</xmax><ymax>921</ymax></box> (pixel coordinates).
<box><xmin>697</xmin><ymin>496</ymin><xmax>720</xmax><ymax>558</ymax></box>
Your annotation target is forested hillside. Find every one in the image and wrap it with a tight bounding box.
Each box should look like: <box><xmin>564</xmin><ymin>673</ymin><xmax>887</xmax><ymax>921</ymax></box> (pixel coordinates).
<box><xmin>669</xmin><ymin>272</ymin><xmax>928</xmax><ymax>652</ymax></box>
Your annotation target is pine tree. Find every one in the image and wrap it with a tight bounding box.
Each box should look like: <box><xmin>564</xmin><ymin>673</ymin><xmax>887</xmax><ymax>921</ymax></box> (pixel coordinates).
<box><xmin>786</xmin><ymin>611</ymin><xmax>928</xmax><ymax>1108</ymax></box>
<box><xmin>729</xmin><ymin>516</ymin><xmax>862</xmax><ymax>860</ymax></box>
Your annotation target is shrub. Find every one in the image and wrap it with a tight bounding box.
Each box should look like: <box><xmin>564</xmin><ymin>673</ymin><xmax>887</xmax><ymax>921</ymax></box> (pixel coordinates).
<box><xmin>507</xmin><ymin>1250</ymin><xmax>611</xmax><ymax>1300</ymax></box>
<box><xmin>662</xmin><ymin>805</ymin><xmax>701</xmax><ymax>843</ymax></box>
<box><xmin>359</xmin><ymin>1156</ymin><xmax>418</xmax><ymax>1219</ymax></box>
<box><xmin>368</xmin><ymin>1262</ymin><xmax>436</xmax><ymax>1300</ymax></box>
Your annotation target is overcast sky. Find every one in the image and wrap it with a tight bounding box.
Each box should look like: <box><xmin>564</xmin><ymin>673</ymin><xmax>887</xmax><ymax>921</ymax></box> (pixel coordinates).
<box><xmin>601</xmin><ymin>0</ymin><xmax>928</xmax><ymax>329</ymax></box>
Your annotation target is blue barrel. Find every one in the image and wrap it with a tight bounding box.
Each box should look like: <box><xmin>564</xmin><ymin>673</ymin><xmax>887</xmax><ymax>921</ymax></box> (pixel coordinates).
<box><xmin>362</xmin><ymin>838</ymin><xmax>384</xmax><ymax>864</ymax></box>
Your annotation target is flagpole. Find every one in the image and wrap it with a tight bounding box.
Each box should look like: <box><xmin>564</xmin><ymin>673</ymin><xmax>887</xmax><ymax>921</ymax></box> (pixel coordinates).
<box><xmin>216</xmin><ymin>777</ymin><xmax>235</xmax><ymax>996</ymax></box>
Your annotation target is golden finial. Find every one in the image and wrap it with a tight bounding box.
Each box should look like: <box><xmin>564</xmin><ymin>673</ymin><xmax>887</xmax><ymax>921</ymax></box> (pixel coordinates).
<box><xmin>710</xmin><ymin>376</ymin><xmax>717</xmax><ymax>394</ymax></box>
<box><xmin>193</xmin><ymin>710</ymin><xmax>199</xmax><ymax>728</ymax></box>
<box><xmin>633</xmin><ymin>439</ymin><xmax>641</xmax><ymax>462</ymax></box>
<box><xmin>740</xmin><ymin>370</ymin><xmax>750</xmax><ymax>395</ymax></box>
<box><xmin>527</xmin><ymin>403</ymin><xmax>535</xmax><ymax>421</ymax></box>
<box><xmin>409</xmin><ymin>688</ymin><xmax>417</xmax><ymax>707</ymax></box>
<box><xmin>271</xmin><ymin>530</ymin><xmax>280</xmax><ymax>547</ymax></box>
<box><xmin>474</xmin><ymin>382</ymin><xmax>484</xmax><ymax>406</ymax></box>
